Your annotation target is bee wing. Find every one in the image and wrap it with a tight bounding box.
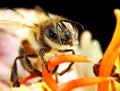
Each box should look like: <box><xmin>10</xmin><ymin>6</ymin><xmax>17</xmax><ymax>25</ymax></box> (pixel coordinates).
<box><xmin>0</xmin><ymin>8</ymin><xmax>49</xmax><ymax>26</ymax></box>
<box><xmin>0</xmin><ymin>20</ymin><xmax>33</xmax><ymax>40</ymax></box>
<box><xmin>0</xmin><ymin>8</ymin><xmax>32</xmax><ymax>26</ymax></box>
<box><xmin>14</xmin><ymin>8</ymin><xmax>49</xmax><ymax>25</ymax></box>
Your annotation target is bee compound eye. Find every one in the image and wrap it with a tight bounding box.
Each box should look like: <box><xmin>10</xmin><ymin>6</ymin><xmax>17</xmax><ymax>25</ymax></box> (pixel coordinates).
<box><xmin>45</xmin><ymin>26</ymin><xmax>57</xmax><ymax>39</ymax></box>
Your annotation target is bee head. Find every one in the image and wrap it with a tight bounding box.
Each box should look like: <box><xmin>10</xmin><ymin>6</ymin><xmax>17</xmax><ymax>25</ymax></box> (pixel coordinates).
<box><xmin>44</xmin><ymin>20</ymin><xmax>84</xmax><ymax>48</ymax></box>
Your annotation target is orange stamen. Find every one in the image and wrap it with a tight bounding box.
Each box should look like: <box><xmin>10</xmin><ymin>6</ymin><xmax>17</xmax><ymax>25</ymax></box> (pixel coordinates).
<box><xmin>20</xmin><ymin>73</ymin><xmax>38</xmax><ymax>84</ymax></box>
<box><xmin>42</xmin><ymin>54</ymin><xmax>92</xmax><ymax>91</ymax></box>
<box><xmin>42</xmin><ymin>65</ymin><xmax>58</xmax><ymax>91</ymax></box>
<box><xmin>47</xmin><ymin>54</ymin><xmax>93</xmax><ymax>70</ymax></box>
<box><xmin>56</xmin><ymin>77</ymin><xmax>114</xmax><ymax>91</ymax></box>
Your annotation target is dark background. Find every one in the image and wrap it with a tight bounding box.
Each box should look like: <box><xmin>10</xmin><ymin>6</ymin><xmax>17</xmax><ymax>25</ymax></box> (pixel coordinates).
<box><xmin>0</xmin><ymin>0</ymin><xmax>120</xmax><ymax>52</ymax></box>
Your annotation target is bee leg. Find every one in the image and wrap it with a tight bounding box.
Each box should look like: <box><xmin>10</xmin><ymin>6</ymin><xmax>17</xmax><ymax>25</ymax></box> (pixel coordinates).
<box><xmin>56</xmin><ymin>49</ymin><xmax>75</xmax><ymax>75</ymax></box>
<box><xmin>25</xmin><ymin>54</ymin><xmax>42</xmax><ymax>77</ymax></box>
<box><xmin>59</xmin><ymin>49</ymin><xmax>75</xmax><ymax>54</ymax></box>
<box><xmin>11</xmin><ymin>56</ymin><xmax>23</xmax><ymax>87</ymax></box>
<box><xmin>39</xmin><ymin>48</ymin><xmax>46</xmax><ymax>64</ymax></box>
<box><xmin>39</xmin><ymin>48</ymin><xmax>51</xmax><ymax>67</ymax></box>
<box><xmin>57</xmin><ymin>62</ymin><xmax>73</xmax><ymax>75</ymax></box>
<box><xmin>39</xmin><ymin>48</ymin><xmax>53</xmax><ymax>74</ymax></box>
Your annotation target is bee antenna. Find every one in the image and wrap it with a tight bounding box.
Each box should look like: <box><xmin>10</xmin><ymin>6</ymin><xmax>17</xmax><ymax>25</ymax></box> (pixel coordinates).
<box><xmin>61</xmin><ymin>20</ymin><xmax>85</xmax><ymax>31</ymax></box>
<box><xmin>56</xmin><ymin>23</ymin><xmax>62</xmax><ymax>45</ymax></box>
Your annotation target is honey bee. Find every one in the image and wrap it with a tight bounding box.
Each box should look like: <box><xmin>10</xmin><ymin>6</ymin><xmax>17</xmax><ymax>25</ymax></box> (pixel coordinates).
<box><xmin>0</xmin><ymin>6</ymin><xmax>84</xmax><ymax>87</ymax></box>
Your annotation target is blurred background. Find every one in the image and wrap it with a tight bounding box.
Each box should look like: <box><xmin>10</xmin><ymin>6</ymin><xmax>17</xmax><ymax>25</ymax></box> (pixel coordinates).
<box><xmin>0</xmin><ymin>0</ymin><xmax>120</xmax><ymax>52</ymax></box>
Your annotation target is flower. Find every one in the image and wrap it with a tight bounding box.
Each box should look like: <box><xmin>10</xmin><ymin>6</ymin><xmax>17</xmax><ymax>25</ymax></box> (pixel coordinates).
<box><xmin>1</xmin><ymin>7</ymin><xmax>120</xmax><ymax>91</ymax></box>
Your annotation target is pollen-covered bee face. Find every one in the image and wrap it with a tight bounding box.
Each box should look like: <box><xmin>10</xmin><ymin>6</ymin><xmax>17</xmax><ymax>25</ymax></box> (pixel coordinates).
<box><xmin>44</xmin><ymin>20</ymin><xmax>81</xmax><ymax>48</ymax></box>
